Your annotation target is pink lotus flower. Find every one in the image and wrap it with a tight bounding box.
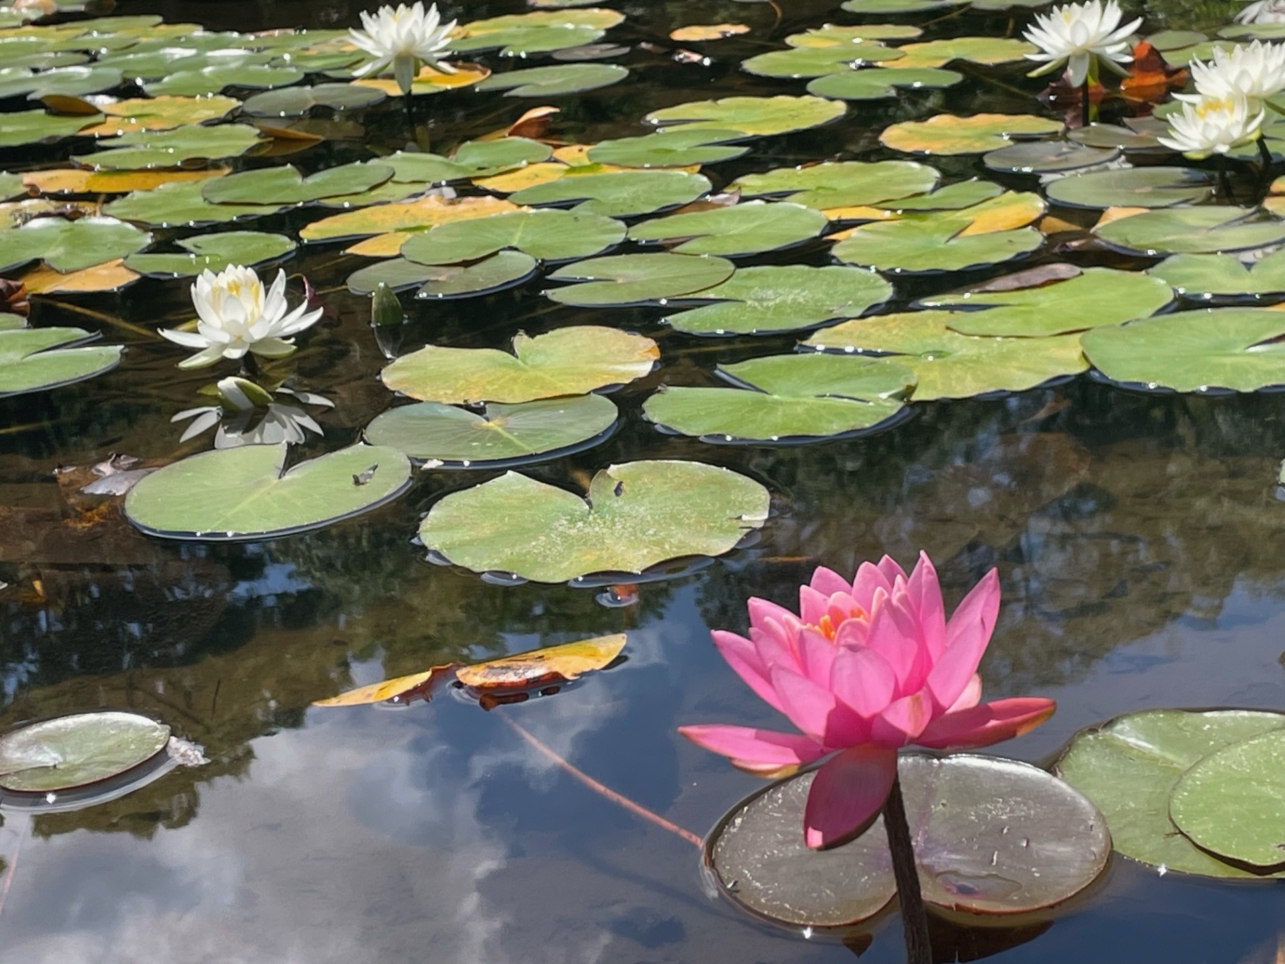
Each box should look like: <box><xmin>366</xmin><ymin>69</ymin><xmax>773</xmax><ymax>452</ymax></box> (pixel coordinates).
<box><xmin>680</xmin><ymin>553</ymin><xmax>1055</xmax><ymax>849</ymax></box>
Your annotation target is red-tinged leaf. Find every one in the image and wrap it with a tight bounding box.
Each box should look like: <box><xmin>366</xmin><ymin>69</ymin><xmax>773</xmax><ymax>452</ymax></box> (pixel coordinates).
<box><xmin>455</xmin><ymin>633</ymin><xmax>626</xmax><ymax>692</ymax></box>
<box><xmin>312</xmin><ymin>664</ymin><xmax>458</xmax><ymax>706</ymax></box>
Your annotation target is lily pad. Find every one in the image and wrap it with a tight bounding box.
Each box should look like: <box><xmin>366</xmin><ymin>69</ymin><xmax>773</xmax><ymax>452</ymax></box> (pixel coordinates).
<box><xmin>123</xmin><ymin>231</ymin><xmax>296</xmax><ymax>278</ymax></box>
<box><xmin>400</xmin><ymin>209</ymin><xmax>624</xmax><ymax>264</ymax></box>
<box><xmin>1046</xmin><ymin>167</ymin><xmax>1213</xmax><ymax>210</ymax></box>
<box><xmin>644</xmin><ymin>354</ymin><xmax>914</xmax><ymax>442</ymax></box>
<box><xmin>742</xmin><ymin>44</ymin><xmax>906</xmax><ymax>78</ymax></box>
<box><xmin>1081</xmin><ymin>308</ymin><xmax>1285</xmax><ymax>392</ymax></box>
<box><xmin>1056</xmin><ymin>709</ymin><xmax>1285</xmax><ymax>878</ymax></box>
<box><xmin>731</xmin><ymin>160</ymin><xmax>939</xmax><ymax>210</ymax></box>
<box><xmin>662</xmin><ymin>265</ymin><xmax>891</xmax><ymax>335</ymax></box>
<box><xmin>381</xmin><ymin>326</ymin><xmax>658</xmax><ymax>404</ymax></box>
<box><xmin>1093</xmin><ymin>207</ymin><xmax>1285</xmax><ymax>256</ymax></box>
<box><xmin>925</xmin><ymin>267</ymin><xmax>1174</xmax><ymax>336</ymax></box>
<box><xmin>347</xmin><ymin>251</ymin><xmax>539</xmax><ymax>299</ymax></box>
<box><xmin>302</xmin><ymin>195</ymin><xmax>519</xmax><ymax>243</ymax></box>
<box><xmin>0</xmin><ymin>109</ymin><xmax>99</xmax><ymax>147</ymax></box>
<box><xmin>1068</xmin><ymin>122</ymin><xmax>1166</xmax><ymax>152</ymax></box>
<box><xmin>0</xmin><ymin>326</ymin><xmax>123</xmax><ymax>398</ymax></box>
<box><xmin>103</xmin><ymin>179</ymin><xmax>289</xmax><ymax>228</ymax></box>
<box><xmin>707</xmin><ymin>753</ymin><xmax>1110</xmax><ymax>928</ymax></box>
<box><xmin>419</xmin><ymin>459</ymin><xmax>769</xmax><ymax>583</ymax></box>
<box><xmin>74</xmin><ymin>123</ymin><xmax>264</xmax><ymax>170</ymax></box>
<box><xmin>0</xmin><ymin>64</ymin><xmax>121</xmax><ymax>99</ymax></box>
<box><xmin>0</xmin><ymin>712</ymin><xmax>171</xmax><ymax>793</ymax></box>
<box><xmin>544</xmin><ymin>252</ymin><xmax>734</xmax><ymax>306</ymax></box>
<box><xmin>842</xmin><ymin>0</ymin><xmax>967</xmax><ymax>12</ymax></box>
<box><xmin>891</xmin><ymin>36</ymin><xmax>1036</xmax><ymax>68</ymax></box>
<box><xmin>199</xmin><ymin>162</ymin><xmax>394</xmax><ymax>205</ymax></box>
<box><xmin>645</xmin><ymin>95</ymin><xmax>846</xmax><ymax>137</ymax></box>
<box><xmin>586</xmin><ymin>128</ymin><xmax>749</xmax><ymax>168</ymax></box>
<box><xmin>1147</xmin><ymin>251</ymin><xmax>1285</xmax><ymax>302</ymax></box>
<box><xmin>1169</xmin><ymin>730</ymin><xmax>1285</xmax><ymax>869</ymax></box>
<box><xmin>475</xmin><ymin>63</ymin><xmax>628</xmax><ymax>96</ymax></box>
<box><xmin>451</xmin><ymin>9</ymin><xmax>622</xmax><ymax>56</ymax></box>
<box><xmin>80</xmin><ymin>95</ymin><xmax>241</xmax><ymax>136</ymax></box>
<box><xmin>124</xmin><ymin>442</ymin><xmax>413</xmax><ymax>541</ymax></box>
<box><xmin>983</xmin><ymin>140</ymin><xmax>1121</xmax><ymax>173</ymax></box>
<box><xmin>241</xmin><ymin>82</ymin><xmax>387</xmax><ymax>116</ymax></box>
<box><xmin>385</xmin><ymin>138</ymin><xmax>553</xmax><ymax>184</ymax></box>
<box><xmin>144</xmin><ymin>63</ymin><xmax>304</xmax><ymax>96</ymax></box>
<box><xmin>807</xmin><ymin>66</ymin><xmax>963</xmax><ymax>100</ymax></box>
<box><xmin>365</xmin><ymin>394</ymin><xmax>618</xmax><ymax>466</ymax></box>
<box><xmin>803</xmin><ymin>310</ymin><xmax>1087</xmax><ymax>400</ymax></box>
<box><xmin>0</xmin><ymin>216</ymin><xmax>151</xmax><ymax>273</ymax></box>
<box><xmin>786</xmin><ymin>24</ymin><xmax>924</xmax><ymax>45</ymax></box>
<box><xmin>881</xmin><ymin>113</ymin><xmax>1063</xmax><ymax>155</ymax></box>
<box><xmin>509</xmin><ymin>170</ymin><xmax>712</xmax><ymax>218</ymax></box>
<box><xmin>628</xmin><ymin>201</ymin><xmax>828</xmax><ymax>257</ymax></box>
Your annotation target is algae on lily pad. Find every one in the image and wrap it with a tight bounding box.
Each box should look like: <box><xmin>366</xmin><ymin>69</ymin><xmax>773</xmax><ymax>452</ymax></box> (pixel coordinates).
<box><xmin>544</xmin><ymin>252</ymin><xmax>734</xmax><ymax>306</ymax></box>
<box><xmin>419</xmin><ymin>459</ymin><xmax>770</xmax><ymax>583</ymax></box>
<box><xmin>645</xmin><ymin>95</ymin><xmax>846</xmax><ymax>137</ymax></box>
<box><xmin>1147</xmin><ymin>251</ymin><xmax>1285</xmax><ymax>302</ymax></box>
<box><xmin>880</xmin><ymin>113</ymin><xmax>1063</xmax><ymax>154</ymax></box>
<box><xmin>399</xmin><ymin>209</ymin><xmax>625</xmax><ymax>264</ymax></box>
<box><xmin>628</xmin><ymin>201</ymin><xmax>828</xmax><ymax>258</ymax></box>
<box><xmin>0</xmin><ymin>326</ymin><xmax>123</xmax><ymax>398</ymax></box>
<box><xmin>381</xmin><ymin>326</ymin><xmax>658</xmax><ymax>404</ymax></box>
<box><xmin>0</xmin><ymin>711</ymin><xmax>171</xmax><ymax>793</ymax></box>
<box><xmin>365</xmin><ymin>394</ymin><xmax>618</xmax><ymax>466</ymax></box>
<box><xmin>124</xmin><ymin>443</ymin><xmax>412</xmax><ymax>541</ymax></box>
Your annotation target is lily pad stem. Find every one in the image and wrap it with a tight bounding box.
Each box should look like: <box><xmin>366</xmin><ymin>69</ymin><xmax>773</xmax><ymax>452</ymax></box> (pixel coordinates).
<box><xmin>1216</xmin><ymin>154</ymin><xmax>1236</xmax><ymax>204</ymax></box>
<box><xmin>1257</xmin><ymin>136</ymin><xmax>1275</xmax><ymax>203</ymax></box>
<box><xmin>1080</xmin><ymin>80</ymin><xmax>1090</xmax><ymax>129</ymax></box>
<box><xmin>884</xmin><ymin>772</ymin><xmax>932</xmax><ymax>964</ymax></box>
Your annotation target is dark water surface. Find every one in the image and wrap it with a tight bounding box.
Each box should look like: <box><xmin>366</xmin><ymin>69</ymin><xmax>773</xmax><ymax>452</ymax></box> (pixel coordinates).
<box><xmin>3</xmin><ymin>0</ymin><xmax>1285</xmax><ymax>961</ymax></box>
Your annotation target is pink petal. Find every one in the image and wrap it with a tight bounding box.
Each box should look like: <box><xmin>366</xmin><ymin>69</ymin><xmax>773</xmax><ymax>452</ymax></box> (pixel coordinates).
<box><xmin>712</xmin><ymin>629</ymin><xmax>784</xmax><ymax>713</ymax></box>
<box><xmin>795</xmin><ymin>626</ymin><xmax>838</xmax><ymax>685</ymax></box>
<box><xmin>748</xmin><ymin>596</ymin><xmax>795</xmax><ymax>633</ymax></box>
<box><xmin>877</xmin><ymin>555</ymin><xmax>908</xmax><ymax>584</ymax></box>
<box><xmin>870</xmin><ymin>691</ymin><xmax>932</xmax><ymax>746</ymax></box>
<box><xmin>770</xmin><ymin>666</ymin><xmax>868</xmax><ymax>747</ymax></box>
<box><xmin>750</xmin><ymin>622</ymin><xmax>796</xmax><ymax>675</ymax></box>
<box><xmin>799</xmin><ymin>585</ymin><xmax>829</xmax><ymax>627</ymax></box>
<box><xmin>851</xmin><ymin>561</ymin><xmax>894</xmax><ymax>608</ymax></box>
<box><xmin>809</xmin><ymin>566</ymin><xmax>853</xmax><ymax>598</ymax></box>
<box><xmin>927</xmin><ymin>569</ymin><xmax>1000</xmax><ymax>712</ymax></box>
<box><xmin>947</xmin><ymin>673</ymin><xmax>982</xmax><ymax>713</ymax></box>
<box><xmin>678</xmin><ymin>724</ymin><xmax>825</xmax><ymax>767</ymax></box>
<box><xmin>914</xmin><ymin>697</ymin><xmax>1056</xmax><ymax>749</ymax></box>
<box><xmin>830</xmin><ymin>647</ymin><xmax>896</xmax><ymax>718</ymax></box>
<box><xmin>803</xmin><ymin>745</ymin><xmax>898</xmax><ymax>849</ymax></box>
<box><xmin>832</xmin><ymin>613</ymin><xmax>870</xmax><ymax>649</ymax></box>
<box><xmin>907</xmin><ymin>551</ymin><xmax>946</xmax><ymax>660</ymax></box>
<box><xmin>865</xmin><ymin>588</ymin><xmax>920</xmax><ymax>690</ymax></box>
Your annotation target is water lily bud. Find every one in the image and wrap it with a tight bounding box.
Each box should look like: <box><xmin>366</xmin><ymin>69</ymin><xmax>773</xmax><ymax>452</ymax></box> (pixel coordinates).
<box><xmin>216</xmin><ymin>376</ymin><xmax>273</xmax><ymax>412</ymax></box>
<box><xmin>371</xmin><ymin>282</ymin><xmax>404</xmax><ymax>328</ymax></box>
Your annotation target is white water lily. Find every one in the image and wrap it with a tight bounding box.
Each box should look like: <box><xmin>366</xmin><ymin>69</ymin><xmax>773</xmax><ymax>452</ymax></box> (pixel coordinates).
<box><xmin>1237</xmin><ymin>0</ymin><xmax>1285</xmax><ymax>24</ymax></box>
<box><xmin>1178</xmin><ymin>41</ymin><xmax>1285</xmax><ymax>109</ymax></box>
<box><xmin>349</xmin><ymin>2</ymin><xmax>456</xmax><ymax>96</ymax></box>
<box><xmin>1157</xmin><ymin>93</ymin><xmax>1266</xmax><ymax>159</ymax></box>
<box><xmin>1023</xmin><ymin>0</ymin><xmax>1142</xmax><ymax>88</ymax></box>
<box><xmin>159</xmin><ymin>265</ymin><xmax>323</xmax><ymax>370</ymax></box>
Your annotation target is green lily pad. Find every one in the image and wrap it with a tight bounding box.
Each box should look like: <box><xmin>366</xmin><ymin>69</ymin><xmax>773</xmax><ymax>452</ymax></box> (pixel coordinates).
<box><xmin>585</xmin><ymin>128</ymin><xmax>749</xmax><ymax>168</ymax></box>
<box><xmin>0</xmin><ymin>216</ymin><xmax>151</xmax><ymax>273</ymax></box>
<box><xmin>803</xmin><ymin>310</ymin><xmax>1087</xmax><ymax>400</ymax></box>
<box><xmin>881</xmin><ymin>113</ymin><xmax>1063</xmax><ymax>155</ymax></box>
<box><xmin>124</xmin><ymin>442</ymin><xmax>413</xmax><ymax>541</ymax></box>
<box><xmin>1056</xmin><ymin>709</ymin><xmax>1285</xmax><ymax>878</ymax></box>
<box><xmin>741</xmin><ymin>44</ymin><xmax>905</xmax><ymax>79</ymax></box>
<box><xmin>1081</xmin><ymin>308</ymin><xmax>1285</xmax><ymax>392</ymax></box>
<box><xmin>1147</xmin><ymin>251</ymin><xmax>1285</xmax><ymax>302</ymax></box>
<box><xmin>384</xmin><ymin>137</ymin><xmax>553</xmax><ymax>183</ymax></box>
<box><xmin>241</xmin><ymin>82</ymin><xmax>387</xmax><ymax>116</ymax></box>
<box><xmin>628</xmin><ymin>201</ymin><xmax>828</xmax><ymax>257</ymax></box>
<box><xmin>0</xmin><ymin>64</ymin><xmax>121</xmax><ymax>99</ymax></box>
<box><xmin>509</xmin><ymin>170</ymin><xmax>712</xmax><ymax>218</ymax></box>
<box><xmin>925</xmin><ymin>267</ymin><xmax>1174</xmax><ymax>336</ymax></box>
<box><xmin>365</xmin><ymin>394</ymin><xmax>618</xmax><ymax>466</ymax></box>
<box><xmin>879</xmin><ymin>179</ymin><xmax>1006</xmax><ymax>211</ymax></box>
<box><xmin>807</xmin><ymin>66</ymin><xmax>963</xmax><ymax>100</ymax></box>
<box><xmin>892</xmin><ymin>36</ymin><xmax>1036</xmax><ymax>67</ymax></box>
<box><xmin>0</xmin><ymin>326</ymin><xmax>122</xmax><ymax>397</ymax></box>
<box><xmin>1046</xmin><ymin>167</ymin><xmax>1213</xmax><ymax>210</ymax></box>
<box><xmin>199</xmin><ymin>162</ymin><xmax>394</xmax><ymax>205</ymax></box>
<box><xmin>786</xmin><ymin>24</ymin><xmax>923</xmax><ymax>45</ymax></box>
<box><xmin>1094</xmin><ymin>207</ymin><xmax>1285</xmax><ymax>255</ymax></box>
<box><xmin>74</xmin><ymin>123</ymin><xmax>264</xmax><ymax>170</ymax></box>
<box><xmin>983</xmin><ymin>140</ymin><xmax>1121</xmax><ymax>173</ymax></box>
<box><xmin>348</xmin><ymin>251</ymin><xmax>539</xmax><ymax>299</ymax></box>
<box><xmin>842</xmin><ymin>0</ymin><xmax>966</xmax><ymax>12</ymax></box>
<box><xmin>0</xmin><ymin>172</ymin><xmax>26</xmax><ymax>201</ymax></box>
<box><xmin>544</xmin><ymin>252</ymin><xmax>735</xmax><ymax>306</ymax></box>
<box><xmin>381</xmin><ymin>326</ymin><xmax>658</xmax><ymax>404</ymax></box>
<box><xmin>644</xmin><ymin>354</ymin><xmax>914</xmax><ymax>442</ymax></box>
<box><xmin>0</xmin><ymin>109</ymin><xmax>99</xmax><ymax>147</ymax></box>
<box><xmin>101</xmin><ymin>47</ymin><xmax>261</xmax><ymax>82</ymax></box>
<box><xmin>707</xmin><ymin>753</ymin><xmax>1109</xmax><ymax>928</ymax></box>
<box><xmin>451</xmin><ymin>9</ymin><xmax>622</xmax><ymax>56</ymax></box>
<box><xmin>731</xmin><ymin>160</ymin><xmax>939</xmax><ymax>210</ymax></box>
<box><xmin>1169</xmin><ymin>730</ymin><xmax>1285</xmax><ymax>869</ymax></box>
<box><xmin>103</xmin><ymin>179</ymin><xmax>289</xmax><ymax>228</ymax></box>
<box><xmin>662</xmin><ymin>265</ymin><xmax>892</xmax><ymax>336</ymax></box>
<box><xmin>0</xmin><ymin>711</ymin><xmax>171</xmax><ymax>793</ymax></box>
<box><xmin>645</xmin><ymin>95</ymin><xmax>846</xmax><ymax>137</ymax></box>
<box><xmin>419</xmin><ymin>459</ymin><xmax>769</xmax><ymax>583</ymax></box>
<box><xmin>1068</xmin><ymin>122</ymin><xmax>1166</xmax><ymax>152</ymax></box>
<box><xmin>123</xmin><ymin>231</ymin><xmax>296</xmax><ymax>278</ymax></box>
<box><xmin>144</xmin><ymin>63</ymin><xmax>304</xmax><ymax>96</ymax></box>
<box><xmin>0</xmin><ymin>314</ymin><xmax>26</xmax><ymax>331</ymax></box>
<box><xmin>400</xmin><ymin>209</ymin><xmax>624</xmax><ymax>264</ymax></box>
<box><xmin>475</xmin><ymin>63</ymin><xmax>628</xmax><ymax>96</ymax></box>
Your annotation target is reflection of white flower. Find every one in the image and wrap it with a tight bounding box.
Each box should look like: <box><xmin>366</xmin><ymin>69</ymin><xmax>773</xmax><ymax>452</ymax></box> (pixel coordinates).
<box><xmin>1178</xmin><ymin>41</ymin><xmax>1285</xmax><ymax>109</ymax></box>
<box><xmin>1238</xmin><ymin>0</ymin><xmax>1285</xmax><ymax>24</ymax></box>
<box><xmin>1023</xmin><ymin>0</ymin><xmax>1141</xmax><ymax>87</ymax></box>
<box><xmin>1158</xmin><ymin>93</ymin><xmax>1266</xmax><ymax>159</ymax></box>
<box><xmin>350</xmin><ymin>2</ymin><xmax>456</xmax><ymax>96</ymax></box>
<box><xmin>172</xmin><ymin>376</ymin><xmax>332</xmax><ymax>448</ymax></box>
<box><xmin>159</xmin><ymin>266</ymin><xmax>323</xmax><ymax>370</ymax></box>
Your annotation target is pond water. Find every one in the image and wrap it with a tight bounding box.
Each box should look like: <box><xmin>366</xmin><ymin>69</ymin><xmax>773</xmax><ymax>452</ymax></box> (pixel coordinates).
<box><xmin>4</xmin><ymin>0</ymin><xmax>1285</xmax><ymax>960</ymax></box>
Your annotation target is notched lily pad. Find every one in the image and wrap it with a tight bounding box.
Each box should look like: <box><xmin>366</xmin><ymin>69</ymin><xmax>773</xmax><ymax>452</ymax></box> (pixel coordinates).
<box><xmin>1147</xmin><ymin>251</ymin><xmax>1285</xmax><ymax>302</ymax></box>
<box><xmin>0</xmin><ymin>215</ymin><xmax>151</xmax><ymax>273</ymax></box>
<box><xmin>0</xmin><ymin>326</ymin><xmax>123</xmax><ymax>398</ymax></box>
<box><xmin>1046</xmin><ymin>167</ymin><xmax>1213</xmax><ymax>210</ymax></box>
<box><xmin>399</xmin><ymin>209</ymin><xmax>624</xmax><ymax>264</ymax></box>
<box><xmin>475</xmin><ymin>63</ymin><xmax>628</xmax><ymax>96</ymax></box>
<box><xmin>509</xmin><ymin>170</ymin><xmax>712</xmax><ymax>218</ymax></box>
<box><xmin>544</xmin><ymin>252</ymin><xmax>735</xmax><ymax>306</ymax></box>
<box><xmin>628</xmin><ymin>201</ymin><xmax>828</xmax><ymax>257</ymax></box>
<box><xmin>348</xmin><ymin>251</ymin><xmax>539</xmax><ymax>299</ymax></box>
<box><xmin>0</xmin><ymin>711</ymin><xmax>171</xmax><ymax>793</ymax></box>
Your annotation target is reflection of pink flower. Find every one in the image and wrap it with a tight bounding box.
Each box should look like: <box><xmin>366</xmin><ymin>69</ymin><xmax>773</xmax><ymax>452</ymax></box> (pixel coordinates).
<box><xmin>680</xmin><ymin>553</ymin><xmax>1056</xmax><ymax>849</ymax></box>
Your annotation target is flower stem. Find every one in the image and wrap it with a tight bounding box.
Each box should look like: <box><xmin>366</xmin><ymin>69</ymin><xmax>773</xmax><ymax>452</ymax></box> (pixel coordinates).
<box><xmin>884</xmin><ymin>773</ymin><xmax>932</xmax><ymax>964</ymax></box>
<box><xmin>1257</xmin><ymin>136</ymin><xmax>1276</xmax><ymax>204</ymax></box>
<box><xmin>1080</xmin><ymin>80</ymin><xmax>1090</xmax><ymax>129</ymax></box>
<box><xmin>1217</xmin><ymin>153</ymin><xmax>1236</xmax><ymax>204</ymax></box>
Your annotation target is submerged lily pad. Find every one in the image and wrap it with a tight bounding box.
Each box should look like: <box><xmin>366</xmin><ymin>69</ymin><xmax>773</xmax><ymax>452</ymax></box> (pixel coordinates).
<box><xmin>1147</xmin><ymin>251</ymin><xmax>1285</xmax><ymax>302</ymax></box>
<box><xmin>1094</xmin><ymin>207</ymin><xmax>1285</xmax><ymax>255</ymax></box>
<box><xmin>1046</xmin><ymin>167</ymin><xmax>1213</xmax><ymax>209</ymax></box>
<box><xmin>419</xmin><ymin>459</ymin><xmax>770</xmax><ymax>583</ymax></box>
<box><xmin>881</xmin><ymin>113</ymin><xmax>1063</xmax><ymax>155</ymax></box>
<box><xmin>365</xmin><ymin>394</ymin><xmax>618</xmax><ymax>466</ymax></box>
<box><xmin>381</xmin><ymin>326</ymin><xmax>658</xmax><ymax>404</ymax></box>
<box><xmin>0</xmin><ymin>712</ymin><xmax>171</xmax><ymax>793</ymax></box>
<box><xmin>0</xmin><ymin>326</ymin><xmax>123</xmax><ymax>398</ymax></box>
<box><xmin>348</xmin><ymin>251</ymin><xmax>539</xmax><ymax>299</ymax></box>
<box><xmin>509</xmin><ymin>170</ymin><xmax>712</xmax><ymax>218</ymax></box>
<box><xmin>645</xmin><ymin>95</ymin><xmax>846</xmax><ymax>137</ymax></box>
<box><xmin>662</xmin><ymin>265</ymin><xmax>892</xmax><ymax>336</ymax></box>
<box><xmin>123</xmin><ymin>231</ymin><xmax>296</xmax><ymax>278</ymax></box>
<box><xmin>731</xmin><ymin>160</ymin><xmax>939</xmax><ymax>210</ymax></box>
<box><xmin>125</xmin><ymin>443</ymin><xmax>412</xmax><ymax>541</ymax></box>
<box><xmin>1081</xmin><ymin>308</ymin><xmax>1285</xmax><ymax>392</ymax></box>
<box><xmin>1056</xmin><ymin>709</ymin><xmax>1285</xmax><ymax>878</ymax></box>
<box><xmin>399</xmin><ymin>209</ymin><xmax>624</xmax><ymax>264</ymax></box>
<box><xmin>707</xmin><ymin>753</ymin><xmax>1109</xmax><ymax>928</ymax></box>
<box><xmin>476</xmin><ymin>63</ymin><xmax>628</xmax><ymax>96</ymax></box>
<box><xmin>644</xmin><ymin>354</ymin><xmax>914</xmax><ymax>442</ymax></box>
<box><xmin>544</xmin><ymin>253</ymin><xmax>734</xmax><ymax>306</ymax></box>
<box><xmin>629</xmin><ymin>201</ymin><xmax>828</xmax><ymax>257</ymax></box>
<box><xmin>0</xmin><ymin>216</ymin><xmax>151</xmax><ymax>273</ymax></box>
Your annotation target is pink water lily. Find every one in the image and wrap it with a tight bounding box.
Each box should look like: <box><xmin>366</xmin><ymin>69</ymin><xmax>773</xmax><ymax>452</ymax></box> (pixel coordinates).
<box><xmin>680</xmin><ymin>552</ymin><xmax>1055</xmax><ymax>849</ymax></box>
